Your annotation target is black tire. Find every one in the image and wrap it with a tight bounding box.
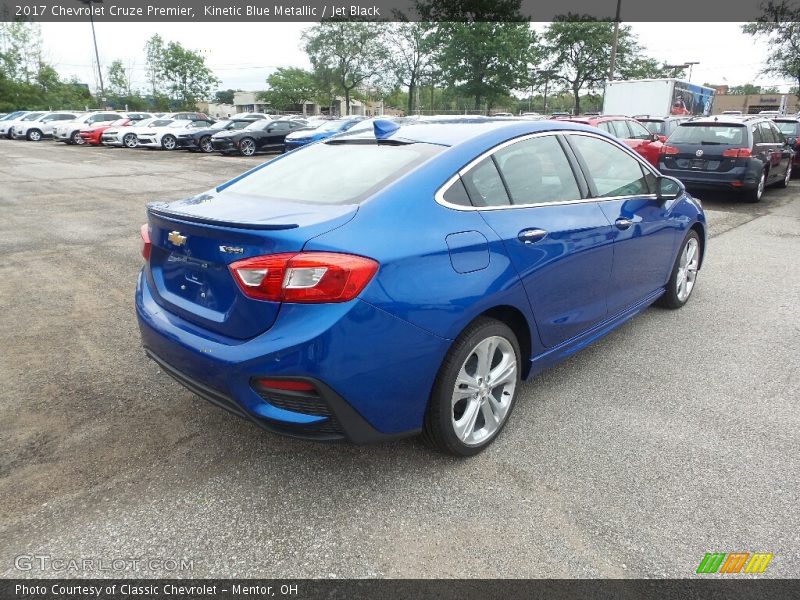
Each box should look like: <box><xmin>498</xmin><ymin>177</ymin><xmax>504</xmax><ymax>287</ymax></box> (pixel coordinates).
<box><xmin>423</xmin><ymin>317</ymin><xmax>521</xmax><ymax>456</ymax></box>
<box><xmin>71</xmin><ymin>130</ymin><xmax>83</xmax><ymax>145</ymax></box>
<box><xmin>657</xmin><ymin>230</ymin><xmax>701</xmax><ymax>310</ymax></box>
<box><xmin>27</xmin><ymin>128</ymin><xmax>42</xmax><ymax>141</ymax></box>
<box><xmin>161</xmin><ymin>134</ymin><xmax>177</xmax><ymax>150</ymax></box>
<box><xmin>199</xmin><ymin>136</ymin><xmax>213</xmax><ymax>153</ymax></box>
<box><xmin>123</xmin><ymin>133</ymin><xmax>137</xmax><ymax>148</ymax></box>
<box><xmin>744</xmin><ymin>170</ymin><xmax>766</xmax><ymax>203</ymax></box>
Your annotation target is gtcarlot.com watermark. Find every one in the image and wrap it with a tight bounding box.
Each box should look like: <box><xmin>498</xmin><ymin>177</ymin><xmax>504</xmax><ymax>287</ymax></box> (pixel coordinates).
<box><xmin>14</xmin><ymin>554</ymin><xmax>194</xmax><ymax>573</ymax></box>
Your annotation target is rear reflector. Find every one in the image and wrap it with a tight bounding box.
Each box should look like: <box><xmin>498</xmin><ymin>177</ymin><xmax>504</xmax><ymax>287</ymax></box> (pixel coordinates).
<box><xmin>255</xmin><ymin>378</ymin><xmax>316</xmax><ymax>393</ymax></box>
<box><xmin>140</xmin><ymin>224</ymin><xmax>151</xmax><ymax>260</ymax></box>
<box><xmin>229</xmin><ymin>252</ymin><xmax>379</xmax><ymax>303</ymax></box>
<box><xmin>722</xmin><ymin>147</ymin><xmax>752</xmax><ymax>158</ymax></box>
<box><xmin>660</xmin><ymin>145</ymin><xmax>679</xmax><ymax>155</ymax></box>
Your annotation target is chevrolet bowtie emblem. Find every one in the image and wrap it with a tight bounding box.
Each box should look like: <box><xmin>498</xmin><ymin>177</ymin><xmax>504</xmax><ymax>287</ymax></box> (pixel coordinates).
<box><xmin>168</xmin><ymin>231</ymin><xmax>187</xmax><ymax>246</ymax></box>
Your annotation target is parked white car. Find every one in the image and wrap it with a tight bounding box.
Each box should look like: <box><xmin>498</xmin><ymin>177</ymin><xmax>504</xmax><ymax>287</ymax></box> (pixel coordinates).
<box><xmin>12</xmin><ymin>111</ymin><xmax>82</xmax><ymax>141</ymax></box>
<box><xmin>230</xmin><ymin>112</ymin><xmax>273</xmax><ymax>121</ymax></box>
<box><xmin>53</xmin><ymin>111</ymin><xmax>124</xmax><ymax>144</ymax></box>
<box><xmin>136</xmin><ymin>119</ymin><xmax>213</xmax><ymax>150</ymax></box>
<box><xmin>1</xmin><ymin>111</ymin><xmax>43</xmax><ymax>138</ymax></box>
<box><xmin>101</xmin><ymin>117</ymin><xmax>164</xmax><ymax>148</ymax></box>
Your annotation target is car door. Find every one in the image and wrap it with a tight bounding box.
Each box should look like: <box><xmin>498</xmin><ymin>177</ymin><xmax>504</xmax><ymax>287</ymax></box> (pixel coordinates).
<box><xmin>462</xmin><ymin>132</ymin><xmax>615</xmax><ymax>348</ymax></box>
<box><xmin>765</xmin><ymin>120</ymin><xmax>792</xmax><ymax>178</ymax></box>
<box><xmin>565</xmin><ymin>133</ymin><xmax>679</xmax><ymax>315</ymax></box>
<box><xmin>627</xmin><ymin>119</ymin><xmax>663</xmax><ymax>166</ymax></box>
<box><xmin>753</xmin><ymin>121</ymin><xmax>781</xmax><ymax>183</ymax></box>
<box><xmin>261</xmin><ymin>121</ymin><xmax>291</xmax><ymax>150</ymax></box>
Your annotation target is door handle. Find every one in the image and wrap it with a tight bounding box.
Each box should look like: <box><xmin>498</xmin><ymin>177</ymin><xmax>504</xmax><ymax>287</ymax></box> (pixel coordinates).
<box><xmin>518</xmin><ymin>228</ymin><xmax>547</xmax><ymax>244</ymax></box>
<box><xmin>615</xmin><ymin>218</ymin><xmax>633</xmax><ymax>230</ymax></box>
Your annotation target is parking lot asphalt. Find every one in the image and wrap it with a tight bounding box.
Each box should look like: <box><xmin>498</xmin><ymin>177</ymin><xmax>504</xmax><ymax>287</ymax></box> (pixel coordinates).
<box><xmin>0</xmin><ymin>139</ymin><xmax>798</xmax><ymax>578</ymax></box>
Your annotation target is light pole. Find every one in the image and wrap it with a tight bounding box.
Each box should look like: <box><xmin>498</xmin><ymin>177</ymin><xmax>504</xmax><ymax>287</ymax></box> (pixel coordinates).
<box><xmin>535</xmin><ymin>69</ymin><xmax>556</xmax><ymax>114</ymax></box>
<box><xmin>608</xmin><ymin>0</ymin><xmax>622</xmax><ymax>81</ymax></box>
<box><xmin>79</xmin><ymin>0</ymin><xmax>104</xmax><ymax>99</ymax></box>
<box><xmin>684</xmin><ymin>61</ymin><xmax>700</xmax><ymax>82</ymax></box>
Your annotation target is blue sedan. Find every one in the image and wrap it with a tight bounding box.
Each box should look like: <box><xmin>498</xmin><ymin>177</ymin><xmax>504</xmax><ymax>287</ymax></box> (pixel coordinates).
<box><xmin>136</xmin><ymin>118</ymin><xmax>706</xmax><ymax>456</ymax></box>
<box><xmin>283</xmin><ymin>117</ymin><xmax>364</xmax><ymax>151</ymax></box>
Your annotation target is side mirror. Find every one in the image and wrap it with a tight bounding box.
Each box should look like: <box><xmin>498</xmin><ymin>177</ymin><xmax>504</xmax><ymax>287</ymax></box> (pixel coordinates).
<box><xmin>651</xmin><ymin>132</ymin><xmax>661</xmax><ymax>143</ymax></box>
<box><xmin>787</xmin><ymin>136</ymin><xmax>796</xmax><ymax>146</ymax></box>
<box><xmin>656</xmin><ymin>175</ymin><xmax>685</xmax><ymax>201</ymax></box>
<box><xmin>658</xmin><ymin>134</ymin><xmax>667</xmax><ymax>143</ymax></box>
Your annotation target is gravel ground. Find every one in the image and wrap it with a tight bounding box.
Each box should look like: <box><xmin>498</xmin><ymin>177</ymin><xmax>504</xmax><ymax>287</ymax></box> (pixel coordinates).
<box><xmin>0</xmin><ymin>139</ymin><xmax>798</xmax><ymax>578</ymax></box>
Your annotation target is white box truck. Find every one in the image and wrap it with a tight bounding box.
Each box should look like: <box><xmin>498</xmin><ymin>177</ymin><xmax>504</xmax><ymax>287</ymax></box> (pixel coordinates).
<box><xmin>603</xmin><ymin>78</ymin><xmax>715</xmax><ymax>117</ymax></box>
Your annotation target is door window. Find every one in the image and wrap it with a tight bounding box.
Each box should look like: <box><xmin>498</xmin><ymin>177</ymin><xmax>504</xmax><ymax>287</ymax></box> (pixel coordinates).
<box><xmin>759</xmin><ymin>122</ymin><xmax>777</xmax><ymax>143</ymax></box>
<box><xmin>767</xmin><ymin>121</ymin><xmax>785</xmax><ymax>143</ymax></box>
<box><xmin>628</xmin><ymin>120</ymin><xmax>653</xmax><ymax>140</ymax></box>
<box><xmin>569</xmin><ymin>134</ymin><xmax>651</xmax><ymax>198</ymax></box>
<box><xmin>493</xmin><ymin>135</ymin><xmax>581</xmax><ymax>204</ymax></box>
<box><xmin>609</xmin><ymin>120</ymin><xmax>632</xmax><ymax>139</ymax></box>
<box><xmin>442</xmin><ymin>177</ymin><xmax>473</xmax><ymax>207</ymax></box>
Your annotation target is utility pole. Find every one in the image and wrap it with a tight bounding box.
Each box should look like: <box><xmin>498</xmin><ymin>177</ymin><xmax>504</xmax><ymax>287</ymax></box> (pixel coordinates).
<box><xmin>79</xmin><ymin>0</ymin><xmax>104</xmax><ymax>100</ymax></box>
<box><xmin>608</xmin><ymin>0</ymin><xmax>622</xmax><ymax>81</ymax></box>
<box><xmin>684</xmin><ymin>61</ymin><xmax>700</xmax><ymax>82</ymax></box>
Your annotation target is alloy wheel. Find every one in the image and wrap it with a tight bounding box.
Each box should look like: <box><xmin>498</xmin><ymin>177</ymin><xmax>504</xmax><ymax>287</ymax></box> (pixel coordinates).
<box><xmin>785</xmin><ymin>163</ymin><xmax>792</xmax><ymax>186</ymax></box>
<box><xmin>756</xmin><ymin>172</ymin><xmax>765</xmax><ymax>200</ymax></box>
<box><xmin>451</xmin><ymin>336</ymin><xmax>517</xmax><ymax>447</ymax></box>
<box><xmin>200</xmin><ymin>137</ymin><xmax>212</xmax><ymax>153</ymax></box>
<box><xmin>240</xmin><ymin>138</ymin><xmax>256</xmax><ymax>156</ymax></box>
<box><xmin>72</xmin><ymin>131</ymin><xmax>84</xmax><ymax>145</ymax></box>
<box><xmin>29</xmin><ymin>130</ymin><xmax>41</xmax><ymax>141</ymax></box>
<box><xmin>676</xmin><ymin>237</ymin><xmax>699</xmax><ymax>303</ymax></box>
<box><xmin>124</xmin><ymin>133</ymin><xmax>137</xmax><ymax>148</ymax></box>
<box><xmin>162</xmin><ymin>135</ymin><xmax>176</xmax><ymax>150</ymax></box>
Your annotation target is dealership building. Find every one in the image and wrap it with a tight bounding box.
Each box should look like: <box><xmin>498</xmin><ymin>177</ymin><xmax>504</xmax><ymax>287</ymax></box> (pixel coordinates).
<box><xmin>711</xmin><ymin>90</ymin><xmax>800</xmax><ymax>115</ymax></box>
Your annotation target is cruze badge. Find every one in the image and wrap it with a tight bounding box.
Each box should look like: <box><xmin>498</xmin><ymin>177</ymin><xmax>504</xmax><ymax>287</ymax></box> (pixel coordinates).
<box><xmin>219</xmin><ymin>245</ymin><xmax>244</xmax><ymax>254</ymax></box>
<box><xmin>695</xmin><ymin>149</ymin><xmax>704</xmax><ymax>157</ymax></box>
<box><xmin>168</xmin><ymin>231</ymin><xmax>187</xmax><ymax>246</ymax></box>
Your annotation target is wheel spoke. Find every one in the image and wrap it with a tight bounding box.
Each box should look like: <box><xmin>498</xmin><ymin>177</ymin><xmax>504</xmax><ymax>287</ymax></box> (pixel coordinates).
<box><xmin>474</xmin><ymin>339</ymin><xmax>496</xmax><ymax>378</ymax></box>
<box><xmin>480</xmin><ymin>400</ymin><xmax>499</xmax><ymax>432</ymax></box>
<box><xmin>489</xmin><ymin>357</ymin><xmax>516</xmax><ymax>387</ymax></box>
<box><xmin>453</xmin><ymin>399</ymin><xmax>480</xmax><ymax>442</ymax></box>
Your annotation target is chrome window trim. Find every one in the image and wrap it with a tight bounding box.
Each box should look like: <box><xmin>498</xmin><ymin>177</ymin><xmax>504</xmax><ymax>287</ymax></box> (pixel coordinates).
<box><xmin>434</xmin><ymin>130</ymin><xmax>659</xmax><ymax>211</ymax></box>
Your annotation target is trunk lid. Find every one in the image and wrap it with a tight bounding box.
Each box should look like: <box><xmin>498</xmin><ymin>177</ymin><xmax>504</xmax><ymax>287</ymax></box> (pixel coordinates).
<box><xmin>145</xmin><ymin>191</ymin><xmax>357</xmax><ymax>339</ymax></box>
<box><xmin>663</xmin><ymin>123</ymin><xmax>748</xmax><ymax>173</ymax></box>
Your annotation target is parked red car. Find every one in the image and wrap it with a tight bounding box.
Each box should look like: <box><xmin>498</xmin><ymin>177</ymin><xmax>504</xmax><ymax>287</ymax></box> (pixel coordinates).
<box><xmin>558</xmin><ymin>115</ymin><xmax>664</xmax><ymax>167</ymax></box>
<box><xmin>80</xmin><ymin>118</ymin><xmax>133</xmax><ymax>146</ymax></box>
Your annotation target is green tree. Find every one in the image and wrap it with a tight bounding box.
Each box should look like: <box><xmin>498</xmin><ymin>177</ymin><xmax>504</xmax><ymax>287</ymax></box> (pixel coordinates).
<box><xmin>728</xmin><ymin>83</ymin><xmax>765</xmax><ymax>95</ymax></box>
<box><xmin>214</xmin><ymin>89</ymin><xmax>236</xmax><ymax>104</ymax></box>
<box><xmin>107</xmin><ymin>59</ymin><xmax>131</xmax><ymax>96</ymax></box>
<box><xmin>416</xmin><ymin>1</ymin><xmax>536</xmax><ymax>112</ymax></box>
<box><xmin>384</xmin><ymin>21</ymin><xmax>435</xmax><ymax>114</ymax></box>
<box><xmin>158</xmin><ymin>41</ymin><xmax>219</xmax><ymax>109</ymax></box>
<box><xmin>542</xmin><ymin>16</ymin><xmax>667</xmax><ymax>114</ymax></box>
<box><xmin>303</xmin><ymin>21</ymin><xmax>388</xmax><ymax>115</ymax></box>
<box><xmin>144</xmin><ymin>34</ymin><xmax>165</xmax><ymax>96</ymax></box>
<box><xmin>743</xmin><ymin>1</ymin><xmax>800</xmax><ymax>97</ymax></box>
<box><xmin>259</xmin><ymin>67</ymin><xmax>317</xmax><ymax>111</ymax></box>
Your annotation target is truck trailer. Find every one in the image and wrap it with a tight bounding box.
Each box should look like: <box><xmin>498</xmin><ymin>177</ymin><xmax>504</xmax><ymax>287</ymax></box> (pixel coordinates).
<box><xmin>603</xmin><ymin>79</ymin><xmax>715</xmax><ymax>118</ymax></box>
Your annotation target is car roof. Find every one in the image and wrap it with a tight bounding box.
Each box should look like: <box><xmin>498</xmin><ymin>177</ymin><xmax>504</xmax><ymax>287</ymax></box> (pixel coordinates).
<box><xmin>333</xmin><ymin>117</ymin><xmax>610</xmax><ymax>148</ymax></box>
<box><xmin>683</xmin><ymin>115</ymin><xmax>763</xmax><ymax>126</ymax></box>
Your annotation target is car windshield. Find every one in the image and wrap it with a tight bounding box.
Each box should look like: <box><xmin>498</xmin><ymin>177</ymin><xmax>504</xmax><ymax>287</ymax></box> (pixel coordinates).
<box><xmin>149</xmin><ymin>120</ymin><xmax>173</xmax><ymax>127</ymax></box>
<box><xmin>775</xmin><ymin>121</ymin><xmax>797</xmax><ymax>135</ymax></box>
<box><xmin>220</xmin><ymin>141</ymin><xmax>443</xmax><ymax>205</ymax></box>
<box><xmin>169</xmin><ymin>120</ymin><xmax>193</xmax><ymax>129</ymax></box>
<box><xmin>641</xmin><ymin>121</ymin><xmax>664</xmax><ymax>135</ymax></box>
<box><xmin>22</xmin><ymin>112</ymin><xmax>45</xmax><ymax>121</ymax></box>
<box><xmin>210</xmin><ymin>120</ymin><xmax>232</xmax><ymax>130</ymax></box>
<box><xmin>109</xmin><ymin>119</ymin><xmax>127</xmax><ymax>126</ymax></box>
<box><xmin>668</xmin><ymin>124</ymin><xmax>745</xmax><ymax>145</ymax></box>
<box><xmin>317</xmin><ymin>120</ymin><xmax>350</xmax><ymax>132</ymax></box>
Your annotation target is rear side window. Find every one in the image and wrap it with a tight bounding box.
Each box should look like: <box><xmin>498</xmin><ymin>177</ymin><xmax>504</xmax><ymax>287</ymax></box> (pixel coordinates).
<box><xmin>642</xmin><ymin>121</ymin><xmax>665</xmax><ymax>135</ymax></box>
<box><xmin>442</xmin><ymin>177</ymin><xmax>472</xmax><ymax>207</ymax></box>
<box><xmin>461</xmin><ymin>157</ymin><xmax>511</xmax><ymax>207</ymax></box>
<box><xmin>775</xmin><ymin>121</ymin><xmax>798</xmax><ymax>137</ymax></box>
<box><xmin>493</xmin><ymin>135</ymin><xmax>581</xmax><ymax>204</ymax></box>
<box><xmin>221</xmin><ymin>141</ymin><xmax>442</xmax><ymax>205</ymax></box>
<box><xmin>568</xmin><ymin>134</ymin><xmax>651</xmax><ymax>198</ymax></box>
<box><xmin>669</xmin><ymin>124</ymin><xmax>745</xmax><ymax>145</ymax></box>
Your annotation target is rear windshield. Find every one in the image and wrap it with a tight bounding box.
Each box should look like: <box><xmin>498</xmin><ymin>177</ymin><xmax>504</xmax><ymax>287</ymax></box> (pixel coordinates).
<box><xmin>640</xmin><ymin>121</ymin><xmax>664</xmax><ymax>135</ymax></box>
<box><xmin>775</xmin><ymin>121</ymin><xmax>797</xmax><ymax>135</ymax></box>
<box><xmin>220</xmin><ymin>141</ymin><xmax>442</xmax><ymax>205</ymax></box>
<box><xmin>668</xmin><ymin>124</ymin><xmax>745</xmax><ymax>145</ymax></box>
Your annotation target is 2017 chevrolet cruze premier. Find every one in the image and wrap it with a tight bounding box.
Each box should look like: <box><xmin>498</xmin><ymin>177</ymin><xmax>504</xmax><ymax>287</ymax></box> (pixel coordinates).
<box><xmin>136</xmin><ymin>119</ymin><xmax>706</xmax><ymax>456</ymax></box>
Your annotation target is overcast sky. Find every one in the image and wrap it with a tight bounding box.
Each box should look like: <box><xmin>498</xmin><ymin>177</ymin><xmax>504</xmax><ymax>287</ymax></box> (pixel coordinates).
<box><xmin>38</xmin><ymin>22</ymin><xmax>791</xmax><ymax>95</ymax></box>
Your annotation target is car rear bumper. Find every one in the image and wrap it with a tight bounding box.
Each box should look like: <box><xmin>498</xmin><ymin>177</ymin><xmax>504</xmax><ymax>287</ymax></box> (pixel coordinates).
<box><xmin>135</xmin><ymin>270</ymin><xmax>448</xmax><ymax>443</ymax></box>
<box><xmin>658</xmin><ymin>165</ymin><xmax>759</xmax><ymax>191</ymax></box>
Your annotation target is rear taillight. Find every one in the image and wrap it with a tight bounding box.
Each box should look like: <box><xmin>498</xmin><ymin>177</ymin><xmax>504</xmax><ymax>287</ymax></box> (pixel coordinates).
<box><xmin>229</xmin><ymin>252</ymin><xmax>379</xmax><ymax>303</ymax></box>
<box><xmin>140</xmin><ymin>224</ymin><xmax>151</xmax><ymax>260</ymax></box>
<box><xmin>660</xmin><ymin>145</ymin><xmax>679</xmax><ymax>155</ymax></box>
<box><xmin>722</xmin><ymin>147</ymin><xmax>752</xmax><ymax>158</ymax></box>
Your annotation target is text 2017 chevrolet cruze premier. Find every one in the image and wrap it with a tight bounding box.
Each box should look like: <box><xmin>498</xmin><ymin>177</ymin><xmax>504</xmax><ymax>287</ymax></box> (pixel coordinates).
<box><xmin>136</xmin><ymin>119</ymin><xmax>706</xmax><ymax>456</ymax></box>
